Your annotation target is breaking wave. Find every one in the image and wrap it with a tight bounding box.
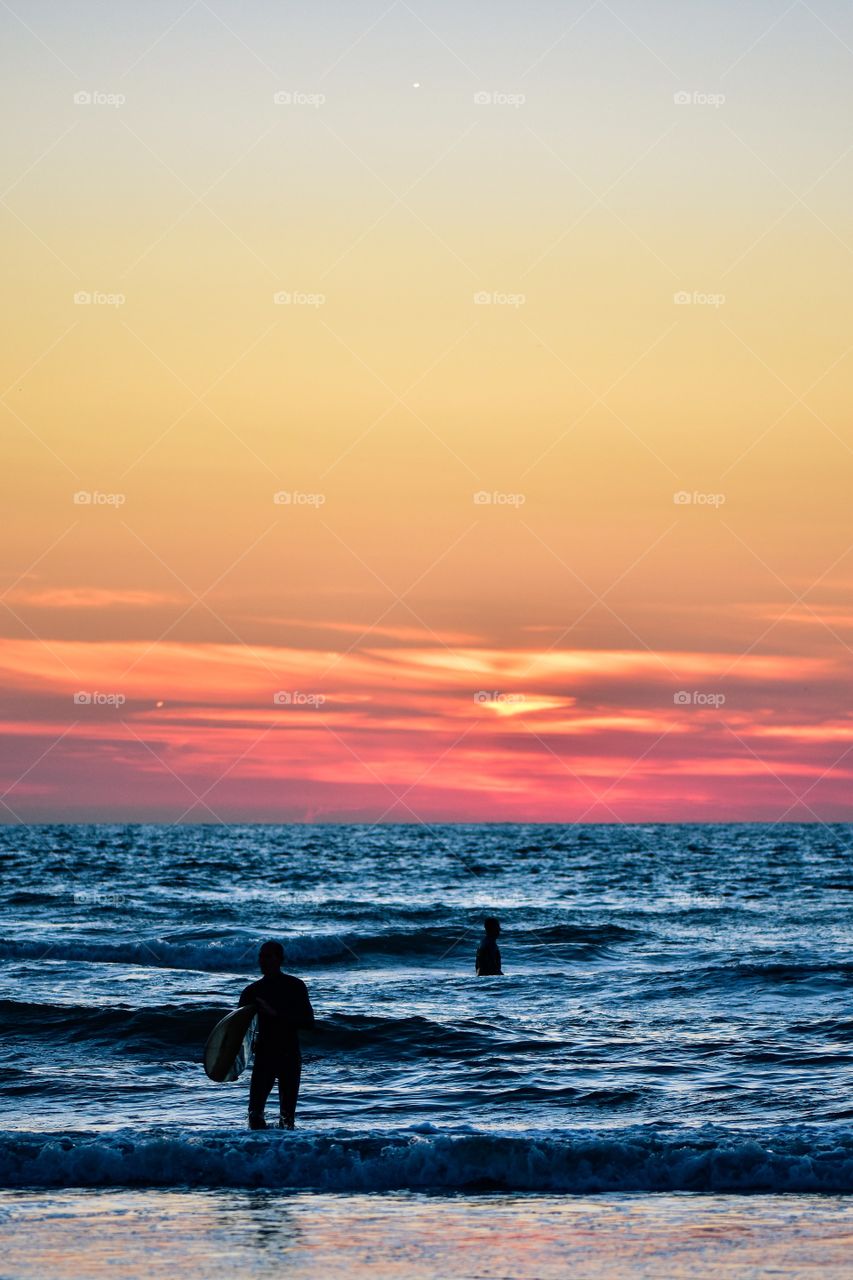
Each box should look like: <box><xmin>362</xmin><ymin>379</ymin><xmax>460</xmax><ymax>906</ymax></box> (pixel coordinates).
<box><xmin>0</xmin><ymin>921</ymin><xmax>632</xmax><ymax>973</ymax></box>
<box><xmin>4</xmin><ymin>1126</ymin><xmax>853</xmax><ymax>1193</ymax></box>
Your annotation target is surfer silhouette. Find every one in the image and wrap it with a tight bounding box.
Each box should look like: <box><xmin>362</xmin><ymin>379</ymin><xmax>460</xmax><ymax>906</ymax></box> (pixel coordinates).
<box><xmin>239</xmin><ymin>940</ymin><xmax>315</xmax><ymax>1130</ymax></box>
<box><xmin>476</xmin><ymin>916</ymin><xmax>503</xmax><ymax>976</ymax></box>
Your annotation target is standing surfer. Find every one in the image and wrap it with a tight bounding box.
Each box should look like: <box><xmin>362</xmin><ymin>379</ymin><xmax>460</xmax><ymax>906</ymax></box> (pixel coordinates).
<box><xmin>239</xmin><ymin>940</ymin><xmax>315</xmax><ymax>1130</ymax></box>
<box><xmin>475</xmin><ymin>916</ymin><xmax>503</xmax><ymax>976</ymax></box>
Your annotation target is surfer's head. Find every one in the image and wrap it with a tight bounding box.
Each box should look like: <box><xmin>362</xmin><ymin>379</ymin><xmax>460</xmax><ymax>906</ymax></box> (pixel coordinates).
<box><xmin>484</xmin><ymin>916</ymin><xmax>501</xmax><ymax>939</ymax></box>
<box><xmin>258</xmin><ymin>939</ymin><xmax>284</xmax><ymax>975</ymax></box>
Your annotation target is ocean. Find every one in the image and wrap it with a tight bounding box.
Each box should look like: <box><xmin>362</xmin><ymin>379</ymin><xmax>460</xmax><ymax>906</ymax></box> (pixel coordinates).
<box><xmin>3</xmin><ymin>822</ymin><xmax>853</xmax><ymax>1276</ymax></box>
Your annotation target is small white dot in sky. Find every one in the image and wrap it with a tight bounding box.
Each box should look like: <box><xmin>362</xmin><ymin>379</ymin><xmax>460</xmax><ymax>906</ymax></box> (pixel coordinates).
<box><xmin>412</xmin><ymin>82</ymin><xmax>420</xmax><ymax>88</ymax></box>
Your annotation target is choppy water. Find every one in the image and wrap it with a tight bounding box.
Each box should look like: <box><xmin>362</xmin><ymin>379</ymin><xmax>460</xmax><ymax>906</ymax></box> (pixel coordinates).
<box><xmin>3</xmin><ymin>822</ymin><xmax>853</xmax><ymax>1192</ymax></box>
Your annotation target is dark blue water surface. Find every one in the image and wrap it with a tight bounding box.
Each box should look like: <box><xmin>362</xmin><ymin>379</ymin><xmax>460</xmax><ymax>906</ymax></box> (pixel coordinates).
<box><xmin>2</xmin><ymin>823</ymin><xmax>853</xmax><ymax>1191</ymax></box>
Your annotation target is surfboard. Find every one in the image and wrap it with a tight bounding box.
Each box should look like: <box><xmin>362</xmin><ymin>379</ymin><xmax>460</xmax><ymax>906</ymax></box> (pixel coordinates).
<box><xmin>203</xmin><ymin>1004</ymin><xmax>257</xmax><ymax>1082</ymax></box>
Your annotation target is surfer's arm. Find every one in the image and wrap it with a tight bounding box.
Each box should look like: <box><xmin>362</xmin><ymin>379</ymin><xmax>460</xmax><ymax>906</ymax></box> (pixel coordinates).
<box><xmin>237</xmin><ymin>983</ymin><xmax>256</xmax><ymax>1007</ymax></box>
<box><xmin>294</xmin><ymin>982</ymin><xmax>315</xmax><ymax>1030</ymax></box>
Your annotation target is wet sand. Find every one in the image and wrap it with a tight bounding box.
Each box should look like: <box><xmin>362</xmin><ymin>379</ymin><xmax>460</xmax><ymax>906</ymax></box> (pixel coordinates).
<box><xmin>2</xmin><ymin>1190</ymin><xmax>853</xmax><ymax>1280</ymax></box>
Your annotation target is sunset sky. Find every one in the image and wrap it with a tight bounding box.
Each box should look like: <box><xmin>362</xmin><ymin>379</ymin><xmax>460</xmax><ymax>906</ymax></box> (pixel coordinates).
<box><xmin>2</xmin><ymin>0</ymin><xmax>852</xmax><ymax>822</ymax></box>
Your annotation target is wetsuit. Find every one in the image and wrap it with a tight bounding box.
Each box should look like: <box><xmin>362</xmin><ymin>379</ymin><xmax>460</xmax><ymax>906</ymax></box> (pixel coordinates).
<box><xmin>239</xmin><ymin>972</ymin><xmax>315</xmax><ymax>1126</ymax></box>
<box><xmin>475</xmin><ymin>936</ymin><xmax>502</xmax><ymax>976</ymax></box>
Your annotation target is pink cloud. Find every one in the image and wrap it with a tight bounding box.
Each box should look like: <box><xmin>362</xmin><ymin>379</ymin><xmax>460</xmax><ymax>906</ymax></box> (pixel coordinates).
<box><xmin>0</xmin><ymin>636</ymin><xmax>849</xmax><ymax>822</ymax></box>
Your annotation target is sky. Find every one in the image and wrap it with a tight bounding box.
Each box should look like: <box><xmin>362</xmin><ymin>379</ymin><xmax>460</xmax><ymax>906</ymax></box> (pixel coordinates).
<box><xmin>1</xmin><ymin>0</ymin><xmax>852</xmax><ymax>823</ymax></box>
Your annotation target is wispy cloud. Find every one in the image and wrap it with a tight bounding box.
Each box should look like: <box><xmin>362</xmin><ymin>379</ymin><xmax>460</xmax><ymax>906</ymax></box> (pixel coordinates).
<box><xmin>0</xmin><ymin>636</ymin><xmax>849</xmax><ymax>822</ymax></box>
<box><xmin>8</xmin><ymin>587</ymin><xmax>184</xmax><ymax>609</ymax></box>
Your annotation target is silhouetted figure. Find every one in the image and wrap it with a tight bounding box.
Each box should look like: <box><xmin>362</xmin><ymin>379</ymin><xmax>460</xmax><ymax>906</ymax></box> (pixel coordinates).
<box><xmin>476</xmin><ymin>916</ymin><xmax>503</xmax><ymax>975</ymax></box>
<box><xmin>239</xmin><ymin>940</ymin><xmax>315</xmax><ymax>1130</ymax></box>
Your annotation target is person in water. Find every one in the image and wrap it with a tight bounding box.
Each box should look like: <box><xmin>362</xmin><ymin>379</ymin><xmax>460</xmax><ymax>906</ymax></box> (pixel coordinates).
<box><xmin>476</xmin><ymin>916</ymin><xmax>503</xmax><ymax>975</ymax></box>
<box><xmin>239</xmin><ymin>940</ymin><xmax>315</xmax><ymax>1130</ymax></box>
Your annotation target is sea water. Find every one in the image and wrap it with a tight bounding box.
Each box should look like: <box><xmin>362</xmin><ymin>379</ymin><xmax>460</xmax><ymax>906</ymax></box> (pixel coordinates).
<box><xmin>2</xmin><ymin>823</ymin><xmax>853</xmax><ymax>1275</ymax></box>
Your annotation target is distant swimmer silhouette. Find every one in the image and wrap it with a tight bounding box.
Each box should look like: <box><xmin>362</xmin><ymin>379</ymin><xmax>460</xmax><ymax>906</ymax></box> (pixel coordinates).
<box><xmin>475</xmin><ymin>916</ymin><xmax>503</xmax><ymax>975</ymax></box>
<box><xmin>239</xmin><ymin>940</ymin><xmax>315</xmax><ymax>1130</ymax></box>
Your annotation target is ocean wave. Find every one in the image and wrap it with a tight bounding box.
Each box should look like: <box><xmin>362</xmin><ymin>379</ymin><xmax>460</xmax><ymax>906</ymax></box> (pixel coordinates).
<box><xmin>316</xmin><ymin>1013</ymin><xmax>552</xmax><ymax>1058</ymax></box>
<box><xmin>522</xmin><ymin>923</ymin><xmax>637</xmax><ymax>948</ymax></box>
<box><xmin>0</xmin><ymin>1000</ymin><xmax>219</xmax><ymax>1051</ymax></box>
<box><xmin>0</xmin><ymin>934</ymin><xmax>361</xmax><ymax>972</ymax></box>
<box><xmin>1</xmin><ymin>1001</ymin><xmax>558</xmax><ymax>1062</ymax></box>
<box><xmin>0</xmin><ymin>920</ymin><xmax>634</xmax><ymax>973</ymax></box>
<box><xmin>712</xmin><ymin>961</ymin><xmax>853</xmax><ymax>988</ymax></box>
<box><xmin>3</xmin><ymin>1126</ymin><xmax>853</xmax><ymax>1193</ymax></box>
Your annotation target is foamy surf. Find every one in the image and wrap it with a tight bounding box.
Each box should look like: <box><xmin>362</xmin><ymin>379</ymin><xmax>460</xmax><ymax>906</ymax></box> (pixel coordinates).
<box><xmin>4</xmin><ymin>1126</ymin><xmax>853</xmax><ymax>1193</ymax></box>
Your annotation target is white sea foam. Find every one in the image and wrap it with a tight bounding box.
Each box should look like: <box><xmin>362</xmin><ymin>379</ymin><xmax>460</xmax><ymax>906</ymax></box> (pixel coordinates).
<box><xmin>4</xmin><ymin>1127</ymin><xmax>853</xmax><ymax>1193</ymax></box>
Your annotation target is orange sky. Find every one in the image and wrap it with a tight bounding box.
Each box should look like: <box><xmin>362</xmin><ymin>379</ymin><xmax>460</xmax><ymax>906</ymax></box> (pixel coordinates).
<box><xmin>2</xmin><ymin>1</ymin><xmax>852</xmax><ymax>822</ymax></box>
